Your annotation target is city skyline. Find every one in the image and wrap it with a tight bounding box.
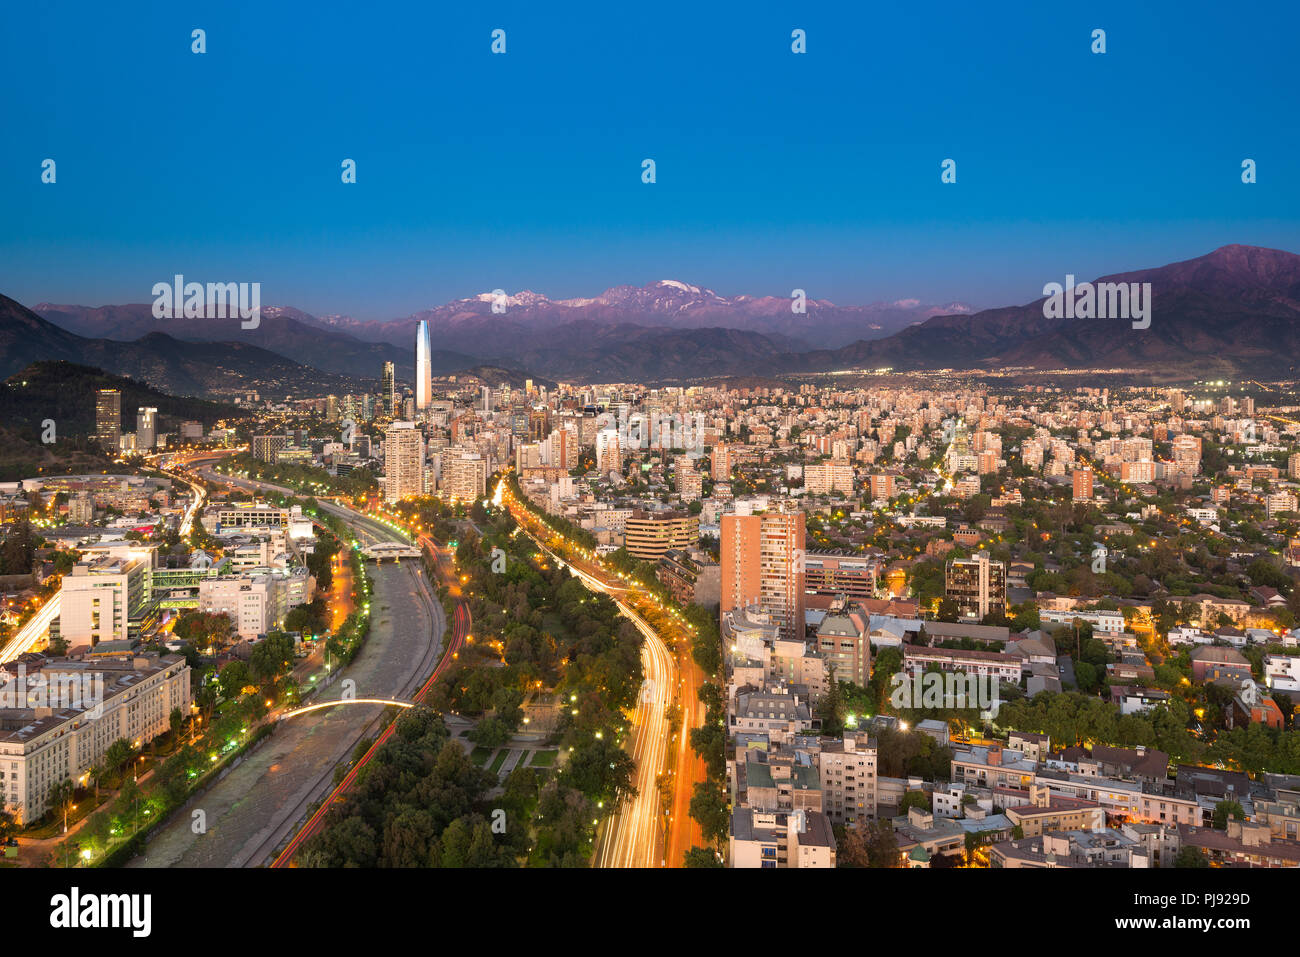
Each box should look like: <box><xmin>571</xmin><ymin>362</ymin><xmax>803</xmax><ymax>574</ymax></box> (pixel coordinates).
<box><xmin>6</xmin><ymin>0</ymin><xmax>1300</xmax><ymax>917</ymax></box>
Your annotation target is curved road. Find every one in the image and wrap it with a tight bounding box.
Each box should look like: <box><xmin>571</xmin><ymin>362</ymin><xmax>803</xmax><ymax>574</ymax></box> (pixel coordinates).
<box><xmin>498</xmin><ymin>481</ymin><xmax>679</xmax><ymax>868</ymax></box>
<box><xmin>128</xmin><ymin>471</ymin><xmax>444</xmax><ymax>868</ymax></box>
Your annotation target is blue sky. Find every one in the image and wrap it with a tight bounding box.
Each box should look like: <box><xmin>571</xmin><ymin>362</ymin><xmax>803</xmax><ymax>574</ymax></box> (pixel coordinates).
<box><xmin>2</xmin><ymin>0</ymin><xmax>1297</xmax><ymax>319</ymax></box>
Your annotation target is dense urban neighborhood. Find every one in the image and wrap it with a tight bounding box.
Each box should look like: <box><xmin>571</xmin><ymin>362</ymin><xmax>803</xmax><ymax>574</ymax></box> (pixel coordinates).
<box><xmin>4</xmin><ymin>367</ymin><xmax>1300</xmax><ymax>873</ymax></box>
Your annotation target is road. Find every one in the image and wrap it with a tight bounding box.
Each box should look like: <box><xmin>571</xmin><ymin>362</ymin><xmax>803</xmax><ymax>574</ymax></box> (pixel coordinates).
<box><xmin>127</xmin><ymin>470</ymin><xmax>444</xmax><ymax>868</ymax></box>
<box><xmin>497</xmin><ymin>479</ymin><xmax>688</xmax><ymax>867</ymax></box>
<box><xmin>0</xmin><ymin>457</ymin><xmax>211</xmax><ymax>664</ymax></box>
<box><xmin>271</xmin><ymin>598</ymin><xmax>468</xmax><ymax>866</ymax></box>
<box><xmin>665</xmin><ymin>646</ymin><xmax>708</xmax><ymax>865</ymax></box>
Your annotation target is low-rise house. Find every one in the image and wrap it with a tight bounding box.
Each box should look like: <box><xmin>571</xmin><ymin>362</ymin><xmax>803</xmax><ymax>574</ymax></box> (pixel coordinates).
<box><xmin>1177</xmin><ymin>821</ymin><xmax>1300</xmax><ymax>868</ymax></box>
<box><xmin>1189</xmin><ymin>645</ymin><xmax>1252</xmax><ymax>683</ymax></box>
<box><xmin>1005</xmin><ymin>786</ymin><xmax>1106</xmax><ymax>837</ymax></box>
<box><xmin>1109</xmin><ymin>685</ymin><xmax>1170</xmax><ymax>715</ymax></box>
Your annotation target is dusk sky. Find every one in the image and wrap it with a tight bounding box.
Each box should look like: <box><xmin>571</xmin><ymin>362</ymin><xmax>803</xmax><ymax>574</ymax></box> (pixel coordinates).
<box><xmin>2</xmin><ymin>0</ymin><xmax>1297</xmax><ymax>319</ymax></box>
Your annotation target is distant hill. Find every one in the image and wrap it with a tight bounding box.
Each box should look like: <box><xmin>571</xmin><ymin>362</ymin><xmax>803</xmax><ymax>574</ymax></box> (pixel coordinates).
<box><xmin>776</xmin><ymin>245</ymin><xmax>1300</xmax><ymax>377</ymax></box>
<box><xmin>14</xmin><ymin>245</ymin><xmax>1300</xmax><ymax>385</ymax></box>
<box><xmin>0</xmin><ymin>361</ymin><xmax>242</xmax><ymax>481</ymax></box>
<box><xmin>0</xmin><ymin>295</ymin><xmax>358</xmax><ymax>396</ymax></box>
<box><xmin>33</xmin><ymin>283</ymin><xmax>970</xmax><ymax>384</ymax></box>
<box><xmin>35</xmin><ymin>302</ymin><xmax>477</xmax><ymax>380</ymax></box>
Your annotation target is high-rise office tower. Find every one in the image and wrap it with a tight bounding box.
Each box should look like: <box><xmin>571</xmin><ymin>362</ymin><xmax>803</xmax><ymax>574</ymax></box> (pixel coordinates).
<box><xmin>95</xmin><ymin>389</ymin><xmax>121</xmax><ymax>449</ymax></box>
<box><xmin>382</xmin><ymin>361</ymin><xmax>396</xmax><ymax>416</ymax></box>
<box><xmin>721</xmin><ymin>505</ymin><xmax>806</xmax><ymax>639</ymax></box>
<box><xmin>384</xmin><ymin>422</ymin><xmax>425</xmax><ymax>502</ymax></box>
<box><xmin>136</xmin><ymin>407</ymin><xmax>157</xmax><ymax>451</ymax></box>
<box><xmin>415</xmin><ymin>321</ymin><xmax>432</xmax><ymax>411</ymax></box>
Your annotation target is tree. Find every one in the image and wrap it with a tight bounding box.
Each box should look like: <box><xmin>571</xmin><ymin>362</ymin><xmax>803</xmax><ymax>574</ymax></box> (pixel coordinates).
<box><xmin>217</xmin><ymin>661</ymin><xmax>251</xmax><ymax>700</ymax></box>
<box><xmin>1174</xmin><ymin>845</ymin><xmax>1210</xmax><ymax>868</ymax></box>
<box><xmin>48</xmin><ymin>778</ymin><xmax>75</xmax><ymax>830</ymax></box>
<box><xmin>820</xmin><ymin>667</ymin><xmax>845</xmax><ymax>735</ymax></box>
<box><xmin>102</xmin><ymin>738</ymin><xmax>135</xmax><ymax>779</ymax></box>
<box><xmin>935</xmin><ymin>597</ymin><xmax>960</xmax><ymax>623</ymax></box>
<box><xmin>467</xmin><ymin>715</ymin><xmax>510</xmax><ymax>749</ymax></box>
<box><xmin>689</xmin><ymin>782</ymin><xmax>730</xmax><ymax>847</ymax></box>
<box><xmin>249</xmin><ymin>632</ymin><xmax>296</xmax><ymax>685</ymax></box>
<box><xmin>863</xmin><ymin>820</ymin><xmax>901</xmax><ymax>868</ymax></box>
<box><xmin>565</xmin><ymin>736</ymin><xmax>636</xmax><ymax>805</ymax></box>
<box><xmin>1212</xmin><ymin>799</ymin><xmax>1245</xmax><ymax>830</ymax></box>
<box><xmin>683</xmin><ymin>846</ymin><xmax>723</xmax><ymax>868</ymax></box>
<box><xmin>837</xmin><ymin>823</ymin><xmax>871</xmax><ymax>867</ymax></box>
<box><xmin>899</xmin><ymin>790</ymin><xmax>930</xmax><ymax>814</ymax></box>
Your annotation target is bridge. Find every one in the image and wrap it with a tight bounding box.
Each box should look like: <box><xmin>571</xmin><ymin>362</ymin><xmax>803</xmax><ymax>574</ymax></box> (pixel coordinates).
<box><xmin>360</xmin><ymin>541</ymin><xmax>422</xmax><ymax>561</ymax></box>
<box><xmin>278</xmin><ymin>697</ymin><xmax>416</xmax><ymax>721</ymax></box>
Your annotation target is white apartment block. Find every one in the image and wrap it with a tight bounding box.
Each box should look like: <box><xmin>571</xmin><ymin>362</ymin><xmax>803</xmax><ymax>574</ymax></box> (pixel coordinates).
<box><xmin>384</xmin><ymin>422</ymin><xmax>425</xmax><ymax>503</ymax></box>
<box><xmin>199</xmin><ymin>575</ymin><xmax>274</xmax><ymax>639</ymax></box>
<box><xmin>59</xmin><ymin>555</ymin><xmax>150</xmax><ymax>646</ymax></box>
<box><xmin>197</xmin><ymin>567</ymin><xmax>313</xmax><ymax>640</ymax></box>
<box><xmin>441</xmin><ymin>451</ymin><xmax>488</xmax><ymax>502</ymax></box>
<box><xmin>0</xmin><ymin>654</ymin><xmax>191</xmax><ymax>823</ymax></box>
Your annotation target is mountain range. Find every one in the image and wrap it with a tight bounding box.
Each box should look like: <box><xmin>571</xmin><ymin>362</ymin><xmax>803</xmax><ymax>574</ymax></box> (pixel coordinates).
<box><xmin>7</xmin><ymin>244</ymin><xmax>1300</xmax><ymax>389</ymax></box>
<box><xmin>774</xmin><ymin>244</ymin><xmax>1300</xmax><ymax>377</ymax></box>
<box><xmin>31</xmin><ymin>283</ymin><xmax>964</xmax><ymax>383</ymax></box>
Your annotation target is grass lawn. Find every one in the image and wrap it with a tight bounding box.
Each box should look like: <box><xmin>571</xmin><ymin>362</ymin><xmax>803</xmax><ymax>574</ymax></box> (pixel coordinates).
<box><xmin>529</xmin><ymin>749</ymin><xmax>557</xmax><ymax>767</ymax></box>
<box><xmin>470</xmin><ymin>746</ymin><xmax>494</xmax><ymax>766</ymax></box>
<box><xmin>22</xmin><ymin>790</ymin><xmax>112</xmax><ymax>840</ymax></box>
<box><xmin>488</xmin><ymin>750</ymin><xmax>508</xmax><ymax>775</ymax></box>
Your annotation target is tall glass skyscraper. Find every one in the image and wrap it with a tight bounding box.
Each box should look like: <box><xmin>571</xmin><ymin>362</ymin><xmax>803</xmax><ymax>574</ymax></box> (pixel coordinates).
<box><xmin>415</xmin><ymin>320</ymin><xmax>432</xmax><ymax>411</ymax></box>
<box><xmin>95</xmin><ymin>389</ymin><xmax>121</xmax><ymax>448</ymax></box>
<box><xmin>381</xmin><ymin>361</ymin><xmax>396</xmax><ymax>416</ymax></box>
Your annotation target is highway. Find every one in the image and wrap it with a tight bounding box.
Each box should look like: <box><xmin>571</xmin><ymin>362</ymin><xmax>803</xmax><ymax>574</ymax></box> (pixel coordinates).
<box><xmin>271</xmin><ymin>598</ymin><xmax>468</xmax><ymax>867</ymax></box>
<box><xmin>129</xmin><ymin>467</ymin><xmax>445</xmax><ymax>868</ymax></box>
<box><xmin>0</xmin><ymin>596</ymin><xmax>59</xmax><ymax>664</ymax></box>
<box><xmin>597</xmin><ymin>597</ymin><xmax>674</xmax><ymax>868</ymax></box>
<box><xmin>497</xmin><ymin>479</ymin><xmax>684</xmax><ymax>867</ymax></box>
<box><xmin>0</xmin><ymin>457</ymin><xmax>209</xmax><ymax>665</ymax></box>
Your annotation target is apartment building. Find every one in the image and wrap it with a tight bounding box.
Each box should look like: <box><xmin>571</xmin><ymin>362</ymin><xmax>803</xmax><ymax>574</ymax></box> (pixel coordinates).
<box><xmin>58</xmin><ymin>555</ymin><xmax>151</xmax><ymax>646</ymax></box>
<box><xmin>902</xmin><ymin>644</ymin><xmax>1021</xmax><ymax>682</ymax></box>
<box><xmin>623</xmin><ymin>510</ymin><xmax>699</xmax><ymax>561</ymax></box>
<box><xmin>1072</xmin><ymin>467</ymin><xmax>1094</xmax><ymax>502</ymax></box>
<box><xmin>383</xmin><ymin>422</ymin><xmax>425</xmax><ymax>502</ymax></box>
<box><xmin>196</xmin><ymin>568</ymin><xmax>312</xmax><ymax>639</ymax></box>
<box><xmin>201</xmin><ymin>503</ymin><xmax>298</xmax><ymax>532</ymax></box>
<box><xmin>945</xmin><ymin>550</ymin><xmax>1006</xmax><ymax>621</ymax></box>
<box><xmin>0</xmin><ymin>653</ymin><xmax>191</xmax><ymax>823</ymax></box>
<box><xmin>818</xmin><ymin>734</ymin><xmax>878</xmax><ymax>826</ymax></box>
<box><xmin>1006</xmin><ymin>787</ymin><xmax>1107</xmax><ymax>837</ymax></box>
<box><xmin>804</xmin><ymin>460</ymin><xmax>854</xmax><ymax>497</ymax></box>
<box><xmin>94</xmin><ymin>389</ymin><xmax>121</xmax><ymax>449</ymax></box>
<box><xmin>730</xmin><ymin>807</ymin><xmax>836</xmax><ymax>868</ymax></box>
<box><xmin>720</xmin><ymin>506</ymin><xmax>806</xmax><ymax>639</ymax></box>
<box><xmin>803</xmin><ymin>551</ymin><xmax>877</xmax><ymax>601</ymax></box>
<box><xmin>815</xmin><ymin>605</ymin><xmax>871</xmax><ymax>686</ymax></box>
<box><xmin>252</xmin><ymin>434</ymin><xmax>288</xmax><ymax>463</ymax></box>
<box><xmin>442</xmin><ymin>451</ymin><xmax>488</xmax><ymax>502</ymax></box>
<box><xmin>655</xmin><ymin>548</ymin><xmax>720</xmax><ymax>607</ymax></box>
